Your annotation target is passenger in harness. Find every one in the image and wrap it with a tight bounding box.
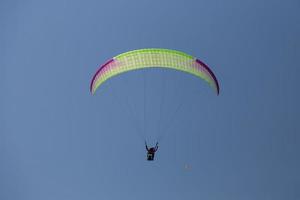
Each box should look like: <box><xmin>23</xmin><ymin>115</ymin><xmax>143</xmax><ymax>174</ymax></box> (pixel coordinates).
<box><xmin>145</xmin><ymin>142</ymin><xmax>159</xmax><ymax>161</ymax></box>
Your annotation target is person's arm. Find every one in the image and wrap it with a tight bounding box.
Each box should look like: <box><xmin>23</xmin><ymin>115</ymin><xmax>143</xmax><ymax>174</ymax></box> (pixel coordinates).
<box><xmin>145</xmin><ymin>141</ymin><xmax>149</xmax><ymax>151</ymax></box>
<box><xmin>155</xmin><ymin>142</ymin><xmax>159</xmax><ymax>151</ymax></box>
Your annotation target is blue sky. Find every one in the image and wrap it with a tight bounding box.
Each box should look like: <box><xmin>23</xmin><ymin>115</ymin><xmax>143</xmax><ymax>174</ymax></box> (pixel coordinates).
<box><xmin>1</xmin><ymin>0</ymin><xmax>300</xmax><ymax>199</ymax></box>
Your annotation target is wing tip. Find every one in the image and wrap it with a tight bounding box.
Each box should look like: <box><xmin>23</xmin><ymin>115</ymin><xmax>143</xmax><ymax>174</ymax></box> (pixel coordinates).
<box><xmin>195</xmin><ymin>59</ymin><xmax>220</xmax><ymax>95</ymax></box>
<box><xmin>90</xmin><ymin>58</ymin><xmax>115</xmax><ymax>94</ymax></box>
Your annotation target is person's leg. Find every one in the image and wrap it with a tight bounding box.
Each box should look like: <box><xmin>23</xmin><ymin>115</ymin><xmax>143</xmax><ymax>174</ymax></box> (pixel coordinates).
<box><xmin>150</xmin><ymin>154</ymin><xmax>154</xmax><ymax>160</ymax></box>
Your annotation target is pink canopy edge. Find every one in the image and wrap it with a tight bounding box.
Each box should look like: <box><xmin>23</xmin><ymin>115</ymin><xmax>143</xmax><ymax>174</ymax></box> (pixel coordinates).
<box><xmin>90</xmin><ymin>58</ymin><xmax>114</xmax><ymax>93</ymax></box>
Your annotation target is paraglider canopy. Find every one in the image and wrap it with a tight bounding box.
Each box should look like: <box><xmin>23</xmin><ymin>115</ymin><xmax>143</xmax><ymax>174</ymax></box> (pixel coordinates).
<box><xmin>90</xmin><ymin>48</ymin><xmax>219</xmax><ymax>95</ymax></box>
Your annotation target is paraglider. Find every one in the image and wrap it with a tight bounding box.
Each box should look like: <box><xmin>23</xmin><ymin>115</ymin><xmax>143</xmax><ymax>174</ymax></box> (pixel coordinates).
<box><xmin>90</xmin><ymin>48</ymin><xmax>220</xmax><ymax>161</ymax></box>
<box><xmin>145</xmin><ymin>142</ymin><xmax>159</xmax><ymax>161</ymax></box>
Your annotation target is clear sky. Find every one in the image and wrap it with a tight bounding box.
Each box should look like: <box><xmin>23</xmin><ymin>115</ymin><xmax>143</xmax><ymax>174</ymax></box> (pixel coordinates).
<box><xmin>1</xmin><ymin>0</ymin><xmax>300</xmax><ymax>199</ymax></box>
